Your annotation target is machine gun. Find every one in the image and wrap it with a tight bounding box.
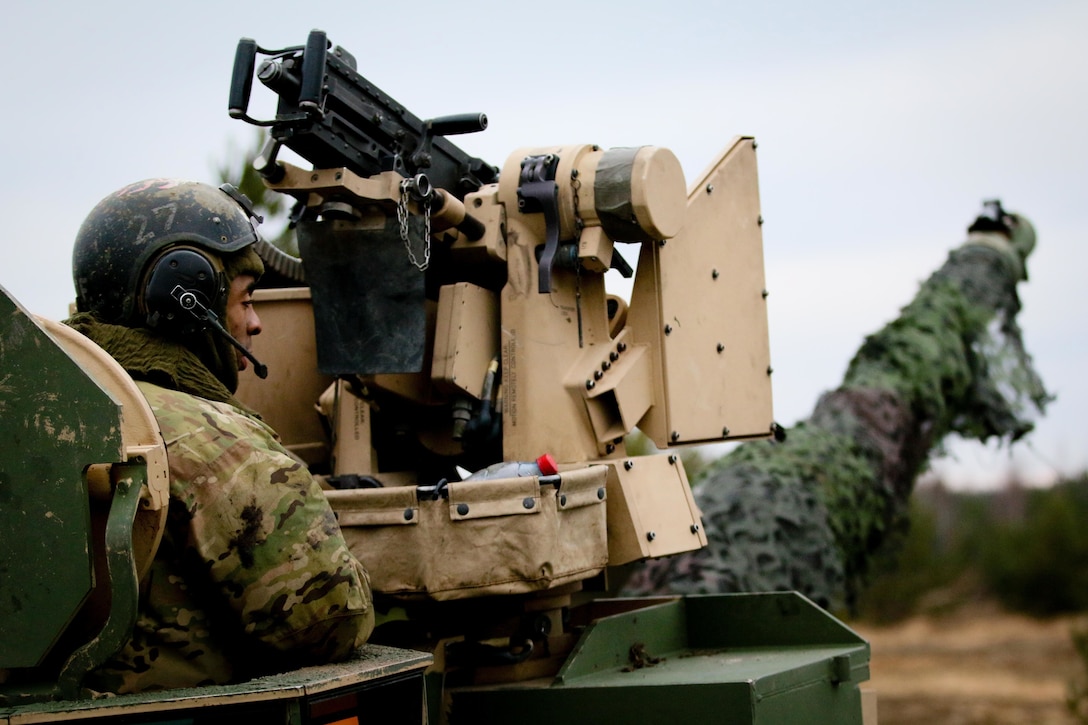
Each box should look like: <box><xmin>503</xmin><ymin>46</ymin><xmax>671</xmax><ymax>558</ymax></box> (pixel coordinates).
<box><xmin>228</xmin><ymin>30</ymin><xmax>503</xmax><ymax>378</ymax></box>
<box><xmin>229</xmin><ymin>30</ymin><xmax>497</xmax><ymax>199</ymax></box>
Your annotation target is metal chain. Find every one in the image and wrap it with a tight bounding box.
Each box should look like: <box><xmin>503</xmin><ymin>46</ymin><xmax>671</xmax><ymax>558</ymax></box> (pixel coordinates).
<box><xmin>398</xmin><ymin>178</ymin><xmax>431</xmax><ymax>271</ymax></box>
<box><xmin>571</xmin><ymin>169</ymin><xmax>585</xmax><ymax>234</ymax></box>
<box><xmin>571</xmin><ymin>169</ymin><xmax>586</xmax><ymax>347</ymax></box>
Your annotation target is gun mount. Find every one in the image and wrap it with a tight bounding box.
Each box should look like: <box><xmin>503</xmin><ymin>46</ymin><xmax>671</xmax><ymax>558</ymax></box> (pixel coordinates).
<box><xmin>218</xmin><ymin>30</ymin><xmax>851</xmax><ymax>724</ymax></box>
<box><xmin>231</xmin><ymin>26</ymin><xmax>778</xmax><ymax>538</ymax></box>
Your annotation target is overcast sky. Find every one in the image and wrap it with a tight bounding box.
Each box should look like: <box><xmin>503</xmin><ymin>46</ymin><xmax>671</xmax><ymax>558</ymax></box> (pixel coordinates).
<box><xmin>3</xmin><ymin>0</ymin><xmax>1085</xmax><ymax>488</ymax></box>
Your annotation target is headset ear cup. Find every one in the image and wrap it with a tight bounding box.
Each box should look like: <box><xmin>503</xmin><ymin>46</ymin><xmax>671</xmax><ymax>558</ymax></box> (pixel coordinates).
<box><xmin>142</xmin><ymin>248</ymin><xmax>222</xmax><ymax>334</ymax></box>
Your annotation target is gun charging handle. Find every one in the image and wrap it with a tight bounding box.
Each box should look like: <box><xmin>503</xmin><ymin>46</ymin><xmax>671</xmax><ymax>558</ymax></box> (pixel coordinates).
<box><xmin>410</xmin><ymin>113</ymin><xmax>488</xmax><ymax>170</ymax></box>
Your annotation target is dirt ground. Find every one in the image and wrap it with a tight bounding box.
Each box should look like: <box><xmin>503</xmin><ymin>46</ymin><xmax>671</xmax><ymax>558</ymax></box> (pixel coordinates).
<box><xmin>851</xmin><ymin>602</ymin><xmax>1086</xmax><ymax>725</ymax></box>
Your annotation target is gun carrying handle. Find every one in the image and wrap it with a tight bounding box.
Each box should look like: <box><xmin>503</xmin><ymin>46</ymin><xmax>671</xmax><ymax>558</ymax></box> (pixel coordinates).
<box><xmin>228</xmin><ymin>38</ymin><xmax>258</xmax><ymax>119</ymax></box>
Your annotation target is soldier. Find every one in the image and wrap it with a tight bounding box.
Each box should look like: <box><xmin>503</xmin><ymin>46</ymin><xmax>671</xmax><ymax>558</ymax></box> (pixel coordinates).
<box><xmin>66</xmin><ymin>179</ymin><xmax>374</xmax><ymax>693</ymax></box>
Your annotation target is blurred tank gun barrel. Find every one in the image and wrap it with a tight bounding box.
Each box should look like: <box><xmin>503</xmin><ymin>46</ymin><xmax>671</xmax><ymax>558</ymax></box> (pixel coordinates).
<box><xmin>623</xmin><ymin>201</ymin><xmax>1052</xmax><ymax>609</ymax></box>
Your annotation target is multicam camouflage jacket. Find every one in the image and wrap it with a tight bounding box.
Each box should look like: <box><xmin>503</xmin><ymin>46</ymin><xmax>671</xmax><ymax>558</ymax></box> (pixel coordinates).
<box><xmin>87</xmin><ymin>382</ymin><xmax>374</xmax><ymax>694</ymax></box>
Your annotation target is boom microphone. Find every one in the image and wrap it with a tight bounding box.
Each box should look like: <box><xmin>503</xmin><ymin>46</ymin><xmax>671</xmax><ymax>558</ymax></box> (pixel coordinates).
<box><xmin>171</xmin><ymin>286</ymin><xmax>269</xmax><ymax>379</ymax></box>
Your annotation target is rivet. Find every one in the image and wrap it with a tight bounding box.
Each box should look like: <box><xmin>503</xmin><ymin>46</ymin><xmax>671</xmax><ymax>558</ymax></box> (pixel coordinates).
<box><xmin>605</xmin><ymin>443</ymin><xmax>615</xmax><ymax>454</ymax></box>
<box><xmin>658</xmin><ymin>239</ymin><xmax>667</xmax><ymax>247</ymax></box>
<box><xmin>404</xmin><ymin>508</ymin><xmax>414</xmax><ymax>521</ymax></box>
<box><xmin>690</xmin><ymin>523</ymin><xmax>701</xmax><ymax>534</ymax></box>
<box><xmin>758</xmin><ymin>215</ymin><xmax>764</xmax><ymax>226</ymax></box>
<box><xmin>624</xmin><ymin>460</ymin><xmax>635</xmax><ymax>471</ymax></box>
<box><xmin>311</xmin><ymin>173</ymin><xmax>320</xmax><ymax>182</ymax></box>
<box><xmin>523</xmin><ymin>497</ymin><xmax>536</xmax><ymax>510</ymax></box>
<box><xmin>617</xmin><ymin>342</ymin><xmax>627</xmax><ymax>353</ymax></box>
<box><xmin>647</xmin><ymin>531</ymin><xmax>657</xmax><ymax>542</ymax></box>
<box><xmin>722</xmin><ymin>427</ymin><xmax>730</xmax><ymax>437</ymax></box>
<box><xmin>664</xmin><ymin>324</ymin><xmax>672</xmax><ymax>335</ymax></box>
<box><xmin>613</xmin><ymin>437</ymin><xmax>624</xmax><ymax>445</ymax></box>
<box><xmin>767</xmin><ymin>366</ymin><xmax>774</xmax><ymax>375</ymax></box>
<box><xmin>712</xmin><ymin>269</ymin><xmax>719</xmax><ymax>279</ymax></box>
<box><xmin>594</xmin><ymin>370</ymin><xmax>604</xmax><ymax>381</ymax></box>
<box><xmin>670</xmin><ymin>431</ymin><xmax>680</xmax><ymax>442</ymax></box>
<box><xmin>586</xmin><ymin>379</ymin><xmax>595</xmax><ymax>390</ymax></box>
<box><xmin>752</xmin><ymin>141</ymin><xmax>758</xmax><ymax>150</ymax></box>
<box><xmin>457</xmin><ymin>503</ymin><xmax>469</xmax><ymax>516</ymax></box>
<box><xmin>668</xmin><ymin>454</ymin><xmax>678</xmax><ymax>464</ymax></box>
<box><xmin>602</xmin><ymin>360</ymin><xmax>611</xmax><ymax>371</ymax></box>
<box><xmin>706</xmin><ymin>183</ymin><xmax>714</xmax><ymax>194</ymax></box>
<box><xmin>717</xmin><ymin>343</ymin><xmax>725</xmax><ymax>353</ymax></box>
<box><xmin>762</xmin><ymin>289</ymin><xmax>769</xmax><ymax>299</ymax></box>
<box><xmin>609</xmin><ymin>351</ymin><xmax>620</xmax><ymax>362</ymax></box>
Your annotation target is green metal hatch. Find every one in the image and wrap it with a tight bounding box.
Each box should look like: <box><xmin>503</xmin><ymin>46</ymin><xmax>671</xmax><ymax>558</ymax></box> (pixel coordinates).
<box><xmin>0</xmin><ymin>285</ymin><xmax>125</xmax><ymax>669</ymax></box>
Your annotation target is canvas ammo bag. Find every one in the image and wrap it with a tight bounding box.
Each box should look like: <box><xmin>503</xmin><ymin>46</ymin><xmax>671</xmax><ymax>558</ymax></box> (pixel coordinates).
<box><xmin>325</xmin><ymin>465</ymin><xmax>608</xmax><ymax>601</ymax></box>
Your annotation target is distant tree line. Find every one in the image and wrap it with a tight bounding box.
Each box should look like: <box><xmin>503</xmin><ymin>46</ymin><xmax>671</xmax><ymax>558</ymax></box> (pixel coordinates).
<box><xmin>856</xmin><ymin>471</ymin><xmax>1088</xmax><ymax>622</ymax></box>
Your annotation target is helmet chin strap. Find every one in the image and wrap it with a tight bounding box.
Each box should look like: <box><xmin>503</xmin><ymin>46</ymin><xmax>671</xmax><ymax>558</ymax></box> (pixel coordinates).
<box><xmin>171</xmin><ymin>285</ymin><xmax>269</xmax><ymax>379</ymax></box>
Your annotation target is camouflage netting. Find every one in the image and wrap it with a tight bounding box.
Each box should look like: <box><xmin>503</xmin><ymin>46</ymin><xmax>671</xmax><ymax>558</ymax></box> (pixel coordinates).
<box><xmin>621</xmin><ymin>208</ymin><xmax>1052</xmax><ymax>609</ymax></box>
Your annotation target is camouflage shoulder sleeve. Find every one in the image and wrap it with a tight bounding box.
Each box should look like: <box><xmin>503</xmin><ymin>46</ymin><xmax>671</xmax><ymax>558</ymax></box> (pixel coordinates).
<box><xmin>136</xmin><ymin>381</ymin><xmax>375</xmax><ymax>662</ymax></box>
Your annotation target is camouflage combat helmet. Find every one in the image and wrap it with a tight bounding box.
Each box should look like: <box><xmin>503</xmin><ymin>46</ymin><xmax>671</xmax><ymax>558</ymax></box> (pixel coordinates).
<box><xmin>73</xmin><ymin>179</ymin><xmax>262</xmax><ymax>331</ymax></box>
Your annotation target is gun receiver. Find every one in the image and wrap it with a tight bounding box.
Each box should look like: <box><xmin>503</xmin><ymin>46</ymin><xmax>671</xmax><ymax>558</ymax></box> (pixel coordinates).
<box><xmin>229</xmin><ymin>29</ymin><xmax>497</xmax><ymax>199</ymax></box>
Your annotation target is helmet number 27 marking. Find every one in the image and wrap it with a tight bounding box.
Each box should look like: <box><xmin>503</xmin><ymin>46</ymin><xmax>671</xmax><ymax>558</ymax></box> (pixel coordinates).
<box><xmin>132</xmin><ymin>203</ymin><xmax>179</xmax><ymax>245</ymax></box>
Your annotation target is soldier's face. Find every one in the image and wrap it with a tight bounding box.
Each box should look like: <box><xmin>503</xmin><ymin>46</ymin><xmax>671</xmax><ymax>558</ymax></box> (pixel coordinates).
<box><xmin>226</xmin><ymin>274</ymin><xmax>262</xmax><ymax>371</ymax></box>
